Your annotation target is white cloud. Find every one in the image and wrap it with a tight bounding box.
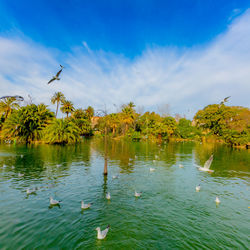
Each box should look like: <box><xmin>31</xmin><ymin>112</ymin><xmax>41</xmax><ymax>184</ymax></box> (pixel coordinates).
<box><xmin>0</xmin><ymin>10</ymin><xmax>250</xmax><ymax>118</ymax></box>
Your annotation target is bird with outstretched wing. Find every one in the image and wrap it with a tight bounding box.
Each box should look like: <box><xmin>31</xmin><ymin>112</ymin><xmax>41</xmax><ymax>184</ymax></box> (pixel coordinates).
<box><xmin>220</xmin><ymin>96</ymin><xmax>231</xmax><ymax>105</ymax></box>
<box><xmin>48</xmin><ymin>65</ymin><xmax>64</xmax><ymax>84</ymax></box>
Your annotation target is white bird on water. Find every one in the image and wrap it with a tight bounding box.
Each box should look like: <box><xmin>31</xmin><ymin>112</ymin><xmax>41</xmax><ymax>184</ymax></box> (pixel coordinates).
<box><xmin>96</xmin><ymin>225</ymin><xmax>110</xmax><ymax>239</ymax></box>
<box><xmin>81</xmin><ymin>201</ymin><xmax>92</xmax><ymax>209</ymax></box>
<box><xmin>106</xmin><ymin>192</ymin><xmax>111</xmax><ymax>200</ymax></box>
<box><xmin>215</xmin><ymin>196</ymin><xmax>221</xmax><ymax>204</ymax></box>
<box><xmin>179</xmin><ymin>164</ymin><xmax>184</xmax><ymax>168</ymax></box>
<box><xmin>50</xmin><ymin>197</ymin><xmax>61</xmax><ymax>205</ymax></box>
<box><xmin>196</xmin><ymin>184</ymin><xmax>201</xmax><ymax>192</ymax></box>
<box><xmin>112</xmin><ymin>175</ymin><xmax>119</xmax><ymax>179</ymax></box>
<box><xmin>150</xmin><ymin>168</ymin><xmax>155</xmax><ymax>172</ymax></box>
<box><xmin>198</xmin><ymin>155</ymin><xmax>214</xmax><ymax>172</ymax></box>
<box><xmin>135</xmin><ymin>191</ymin><xmax>142</xmax><ymax>197</ymax></box>
<box><xmin>18</xmin><ymin>173</ymin><xmax>24</xmax><ymax>177</ymax></box>
<box><xmin>26</xmin><ymin>188</ymin><xmax>37</xmax><ymax>195</ymax></box>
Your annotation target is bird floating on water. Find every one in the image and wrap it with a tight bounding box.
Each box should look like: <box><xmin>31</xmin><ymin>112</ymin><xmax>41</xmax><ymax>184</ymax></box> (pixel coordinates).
<box><xmin>198</xmin><ymin>155</ymin><xmax>214</xmax><ymax>172</ymax></box>
<box><xmin>50</xmin><ymin>197</ymin><xmax>62</xmax><ymax>205</ymax></box>
<box><xmin>106</xmin><ymin>192</ymin><xmax>111</xmax><ymax>200</ymax></box>
<box><xmin>81</xmin><ymin>201</ymin><xmax>92</xmax><ymax>209</ymax></box>
<box><xmin>135</xmin><ymin>191</ymin><xmax>142</xmax><ymax>197</ymax></box>
<box><xmin>196</xmin><ymin>184</ymin><xmax>201</xmax><ymax>192</ymax></box>
<box><xmin>112</xmin><ymin>175</ymin><xmax>119</xmax><ymax>179</ymax></box>
<box><xmin>18</xmin><ymin>173</ymin><xmax>24</xmax><ymax>177</ymax></box>
<box><xmin>26</xmin><ymin>188</ymin><xmax>37</xmax><ymax>195</ymax></box>
<box><xmin>215</xmin><ymin>196</ymin><xmax>220</xmax><ymax>204</ymax></box>
<box><xmin>48</xmin><ymin>65</ymin><xmax>64</xmax><ymax>84</ymax></box>
<box><xmin>150</xmin><ymin>168</ymin><xmax>155</xmax><ymax>172</ymax></box>
<box><xmin>179</xmin><ymin>164</ymin><xmax>184</xmax><ymax>168</ymax></box>
<box><xmin>96</xmin><ymin>225</ymin><xmax>110</xmax><ymax>239</ymax></box>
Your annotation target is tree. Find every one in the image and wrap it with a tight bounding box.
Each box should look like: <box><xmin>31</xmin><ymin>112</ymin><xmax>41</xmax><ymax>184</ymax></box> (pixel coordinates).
<box><xmin>61</xmin><ymin>100</ymin><xmax>74</xmax><ymax>118</ymax></box>
<box><xmin>71</xmin><ymin>108</ymin><xmax>93</xmax><ymax>135</ymax></box>
<box><xmin>44</xmin><ymin>118</ymin><xmax>81</xmax><ymax>144</ymax></box>
<box><xmin>85</xmin><ymin>106</ymin><xmax>94</xmax><ymax>119</ymax></box>
<box><xmin>2</xmin><ymin>104</ymin><xmax>54</xmax><ymax>143</ymax></box>
<box><xmin>121</xmin><ymin>103</ymin><xmax>137</xmax><ymax>134</ymax></box>
<box><xmin>51</xmin><ymin>92</ymin><xmax>65</xmax><ymax>118</ymax></box>
<box><xmin>194</xmin><ymin>104</ymin><xmax>250</xmax><ymax>145</ymax></box>
<box><xmin>0</xmin><ymin>97</ymin><xmax>20</xmax><ymax>120</ymax></box>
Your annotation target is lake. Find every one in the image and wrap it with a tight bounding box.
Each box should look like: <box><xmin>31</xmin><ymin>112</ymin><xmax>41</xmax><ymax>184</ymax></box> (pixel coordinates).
<box><xmin>0</xmin><ymin>139</ymin><xmax>249</xmax><ymax>249</ymax></box>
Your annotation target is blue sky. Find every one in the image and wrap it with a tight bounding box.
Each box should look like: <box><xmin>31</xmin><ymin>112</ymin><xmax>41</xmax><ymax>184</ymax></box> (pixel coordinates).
<box><xmin>0</xmin><ymin>0</ymin><xmax>250</xmax><ymax>117</ymax></box>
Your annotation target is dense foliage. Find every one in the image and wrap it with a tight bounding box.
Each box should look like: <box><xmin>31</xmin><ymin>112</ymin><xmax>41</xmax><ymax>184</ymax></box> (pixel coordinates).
<box><xmin>0</xmin><ymin>94</ymin><xmax>249</xmax><ymax>147</ymax></box>
<box><xmin>194</xmin><ymin>104</ymin><xmax>250</xmax><ymax>146</ymax></box>
<box><xmin>2</xmin><ymin>104</ymin><xmax>54</xmax><ymax>143</ymax></box>
<box><xmin>44</xmin><ymin>118</ymin><xmax>81</xmax><ymax>144</ymax></box>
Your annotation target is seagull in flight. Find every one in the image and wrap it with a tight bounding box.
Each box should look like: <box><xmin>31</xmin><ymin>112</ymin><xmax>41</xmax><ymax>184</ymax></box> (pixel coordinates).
<box><xmin>96</xmin><ymin>225</ymin><xmax>110</xmax><ymax>239</ymax></box>
<box><xmin>220</xmin><ymin>96</ymin><xmax>231</xmax><ymax>105</ymax></box>
<box><xmin>48</xmin><ymin>65</ymin><xmax>64</xmax><ymax>84</ymax></box>
<box><xmin>198</xmin><ymin>155</ymin><xmax>214</xmax><ymax>172</ymax></box>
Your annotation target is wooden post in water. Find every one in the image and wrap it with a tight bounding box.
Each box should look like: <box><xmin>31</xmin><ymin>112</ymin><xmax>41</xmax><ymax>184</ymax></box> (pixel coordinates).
<box><xmin>104</xmin><ymin>126</ymin><xmax>108</xmax><ymax>176</ymax></box>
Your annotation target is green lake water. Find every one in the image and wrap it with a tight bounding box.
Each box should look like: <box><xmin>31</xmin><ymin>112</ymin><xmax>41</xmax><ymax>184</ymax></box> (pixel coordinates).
<box><xmin>0</xmin><ymin>139</ymin><xmax>249</xmax><ymax>249</ymax></box>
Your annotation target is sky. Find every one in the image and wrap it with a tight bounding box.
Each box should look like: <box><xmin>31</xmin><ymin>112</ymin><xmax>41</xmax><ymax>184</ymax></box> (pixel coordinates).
<box><xmin>0</xmin><ymin>0</ymin><xmax>250</xmax><ymax>118</ymax></box>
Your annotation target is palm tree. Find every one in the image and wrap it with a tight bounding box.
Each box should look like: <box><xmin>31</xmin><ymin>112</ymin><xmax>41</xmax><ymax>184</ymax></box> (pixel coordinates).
<box><xmin>85</xmin><ymin>106</ymin><xmax>94</xmax><ymax>120</ymax></box>
<box><xmin>2</xmin><ymin>103</ymin><xmax>54</xmax><ymax>143</ymax></box>
<box><xmin>44</xmin><ymin>119</ymin><xmax>80</xmax><ymax>144</ymax></box>
<box><xmin>0</xmin><ymin>97</ymin><xmax>19</xmax><ymax>119</ymax></box>
<box><xmin>60</xmin><ymin>100</ymin><xmax>74</xmax><ymax>118</ymax></box>
<box><xmin>51</xmin><ymin>92</ymin><xmax>65</xmax><ymax>118</ymax></box>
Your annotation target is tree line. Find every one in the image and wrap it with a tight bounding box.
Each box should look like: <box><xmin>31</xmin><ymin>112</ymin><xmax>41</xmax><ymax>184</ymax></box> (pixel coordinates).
<box><xmin>0</xmin><ymin>93</ymin><xmax>249</xmax><ymax>147</ymax></box>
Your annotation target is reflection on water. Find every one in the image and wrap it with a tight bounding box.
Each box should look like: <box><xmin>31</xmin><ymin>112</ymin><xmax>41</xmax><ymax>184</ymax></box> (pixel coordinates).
<box><xmin>0</xmin><ymin>139</ymin><xmax>249</xmax><ymax>249</ymax></box>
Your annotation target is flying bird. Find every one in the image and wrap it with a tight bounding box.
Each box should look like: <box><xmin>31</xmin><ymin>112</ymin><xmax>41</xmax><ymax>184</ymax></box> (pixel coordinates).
<box><xmin>96</xmin><ymin>225</ymin><xmax>110</xmax><ymax>239</ymax></box>
<box><xmin>0</xmin><ymin>95</ymin><xmax>24</xmax><ymax>101</ymax></box>
<box><xmin>47</xmin><ymin>65</ymin><xmax>64</xmax><ymax>84</ymax></box>
<box><xmin>198</xmin><ymin>155</ymin><xmax>214</xmax><ymax>172</ymax></box>
<box><xmin>220</xmin><ymin>96</ymin><xmax>231</xmax><ymax>105</ymax></box>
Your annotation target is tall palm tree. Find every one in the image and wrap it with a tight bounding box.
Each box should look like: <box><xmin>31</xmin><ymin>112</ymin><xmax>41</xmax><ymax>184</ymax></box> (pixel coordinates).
<box><xmin>0</xmin><ymin>97</ymin><xmax>19</xmax><ymax>119</ymax></box>
<box><xmin>60</xmin><ymin>100</ymin><xmax>74</xmax><ymax>118</ymax></box>
<box><xmin>51</xmin><ymin>92</ymin><xmax>65</xmax><ymax>118</ymax></box>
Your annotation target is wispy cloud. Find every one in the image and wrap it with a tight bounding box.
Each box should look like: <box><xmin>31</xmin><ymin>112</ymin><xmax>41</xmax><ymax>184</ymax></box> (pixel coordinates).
<box><xmin>0</xmin><ymin>10</ymin><xmax>250</xmax><ymax>118</ymax></box>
